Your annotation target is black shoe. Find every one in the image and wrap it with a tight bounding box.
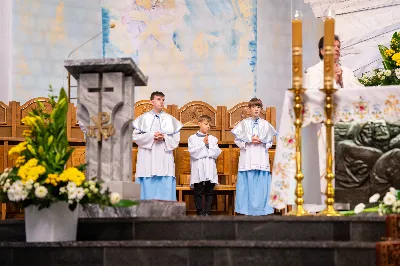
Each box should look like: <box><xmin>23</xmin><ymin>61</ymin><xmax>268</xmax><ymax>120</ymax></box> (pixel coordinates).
<box><xmin>197</xmin><ymin>210</ymin><xmax>205</xmax><ymax>216</ymax></box>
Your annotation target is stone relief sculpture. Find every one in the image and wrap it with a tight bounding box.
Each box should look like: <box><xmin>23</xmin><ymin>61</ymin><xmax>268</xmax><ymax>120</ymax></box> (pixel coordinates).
<box><xmin>335</xmin><ymin>120</ymin><xmax>400</xmax><ymax>206</ymax></box>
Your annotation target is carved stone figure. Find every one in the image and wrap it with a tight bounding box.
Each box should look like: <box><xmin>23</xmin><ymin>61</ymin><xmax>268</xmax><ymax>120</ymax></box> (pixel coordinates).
<box><xmin>335</xmin><ymin>120</ymin><xmax>400</xmax><ymax>206</ymax></box>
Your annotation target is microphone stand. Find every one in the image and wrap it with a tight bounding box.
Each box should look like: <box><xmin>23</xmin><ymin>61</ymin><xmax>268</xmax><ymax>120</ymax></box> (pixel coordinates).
<box><xmin>65</xmin><ymin>23</ymin><xmax>115</xmax><ymax>101</ymax></box>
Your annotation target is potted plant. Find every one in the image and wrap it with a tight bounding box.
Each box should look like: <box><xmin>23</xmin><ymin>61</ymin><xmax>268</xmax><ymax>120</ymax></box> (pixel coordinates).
<box><xmin>0</xmin><ymin>87</ymin><xmax>134</xmax><ymax>242</ymax></box>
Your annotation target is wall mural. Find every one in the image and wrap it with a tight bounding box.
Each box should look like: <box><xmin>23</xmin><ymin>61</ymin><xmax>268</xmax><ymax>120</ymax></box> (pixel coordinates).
<box><xmin>101</xmin><ymin>0</ymin><xmax>257</xmax><ymax>107</ymax></box>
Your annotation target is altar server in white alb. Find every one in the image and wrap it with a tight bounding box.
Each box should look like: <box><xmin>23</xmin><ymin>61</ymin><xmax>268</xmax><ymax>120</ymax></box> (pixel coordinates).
<box><xmin>232</xmin><ymin>98</ymin><xmax>277</xmax><ymax>216</ymax></box>
<box><xmin>132</xmin><ymin>91</ymin><xmax>183</xmax><ymax>201</ymax></box>
<box><xmin>188</xmin><ymin>115</ymin><xmax>222</xmax><ymax>215</ymax></box>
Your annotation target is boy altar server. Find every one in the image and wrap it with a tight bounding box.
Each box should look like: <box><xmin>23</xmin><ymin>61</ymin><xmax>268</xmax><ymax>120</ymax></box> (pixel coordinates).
<box><xmin>132</xmin><ymin>91</ymin><xmax>183</xmax><ymax>200</ymax></box>
<box><xmin>231</xmin><ymin>98</ymin><xmax>277</xmax><ymax>215</ymax></box>
<box><xmin>188</xmin><ymin>115</ymin><xmax>222</xmax><ymax>215</ymax></box>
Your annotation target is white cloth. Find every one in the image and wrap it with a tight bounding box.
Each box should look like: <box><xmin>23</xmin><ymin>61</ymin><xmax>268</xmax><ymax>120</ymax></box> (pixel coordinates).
<box><xmin>232</xmin><ymin>118</ymin><xmax>277</xmax><ymax>172</ymax></box>
<box><xmin>269</xmin><ymin>86</ymin><xmax>400</xmax><ymax>210</ymax></box>
<box><xmin>304</xmin><ymin>61</ymin><xmax>363</xmax><ymax>90</ymax></box>
<box><xmin>132</xmin><ymin>111</ymin><xmax>182</xmax><ymax>178</ymax></box>
<box><xmin>188</xmin><ymin>132</ymin><xmax>221</xmax><ymax>185</ymax></box>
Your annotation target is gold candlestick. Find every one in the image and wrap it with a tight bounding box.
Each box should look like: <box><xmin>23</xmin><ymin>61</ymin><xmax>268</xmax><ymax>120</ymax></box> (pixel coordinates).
<box><xmin>287</xmin><ymin>10</ymin><xmax>310</xmax><ymax>216</ymax></box>
<box><xmin>318</xmin><ymin>9</ymin><xmax>341</xmax><ymax>216</ymax></box>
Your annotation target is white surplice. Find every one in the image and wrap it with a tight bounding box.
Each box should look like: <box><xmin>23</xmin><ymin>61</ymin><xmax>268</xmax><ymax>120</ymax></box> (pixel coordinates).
<box><xmin>232</xmin><ymin>118</ymin><xmax>277</xmax><ymax>172</ymax></box>
<box><xmin>188</xmin><ymin>132</ymin><xmax>221</xmax><ymax>186</ymax></box>
<box><xmin>132</xmin><ymin>111</ymin><xmax>182</xmax><ymax>178</ymax></box>
<box><xmin>304</xmin><ymin>60</ymin><xmax>364</xmax><ymax>198</ymax></box>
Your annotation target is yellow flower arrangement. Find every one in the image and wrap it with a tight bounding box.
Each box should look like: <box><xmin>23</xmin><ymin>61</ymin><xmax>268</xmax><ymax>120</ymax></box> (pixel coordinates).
<box><xmin>392</xmin><ymin>53</ymin><xmax>400</xmax><ymax>66</ymax></box>
<box><xmin>360</xmin><ymin>32</ymin><xmax>400</xmax><ymax>86</ymax></box>
<box><xmin>8</xmin><ymin>141</ymin><xmax>27</xmax><ymax>159</ymax></box>
<box><xmin>58</xmin><ymin>167</ymin><xmax>85</xmax><ymax>186</ymax></box>
<box><xmin>17</xmin><ymin>158</ymin><xmax>46</xmax><ymax>182</ymax></box>
<box><xmin>384</xmin><ymin>49</ymin><xmax>395</xmax><ymax>57</ymax></box>
<box><xmin>0</xmin><ymin>87</ymin><xmax>132</xmax><ymax>210</ymax></box>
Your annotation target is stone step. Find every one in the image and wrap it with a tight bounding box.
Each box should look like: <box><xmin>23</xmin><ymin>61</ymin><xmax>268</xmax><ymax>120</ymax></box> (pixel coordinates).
<box><xmin>0</xmin><ymin>240</ymin><xmax>376</xmax><ymax>266</ymax></box>
<box><xmin>0</xmin><ymin>215</ymin><xmax>385</xmax><ymax>242</ymax></box>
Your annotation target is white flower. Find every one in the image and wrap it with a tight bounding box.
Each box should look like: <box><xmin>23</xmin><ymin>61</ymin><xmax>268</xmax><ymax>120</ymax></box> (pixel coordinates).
<box><xmin>88</xmin><ymin>180</ymin><xmax>95</xmax><ymax>186</ymax></box>
<box><xmin>25</xmin><ymin>184</ymin><xmax>32</xmax><ymax>190</ymax></box>
<box><xmin>75</xmin><ymin>187</ymin><xmax>85</xmax><ymax>200</ymax></box>
<box><xmin>59</xmin><ymin>187</ymin><xmax>66</xmax><ymax>194</ymax></box>
<box><xmin>67</xmin><ymin>182</ymin><xmax>76</xmax><ymax>191</ymax></box>
<box><xmin>89</xmin><ymin>185</ymin><xmax>96</xmax><ymax>191</ymax></box>
<box><xmin>389</xmin><ymin>187</ymin><xmax>397</xmax><ymax>196</ymax></box>
<box><xmin>110</xmin><ymin>192</ymin><xmax>121</xmax><ymax>205</ymax></box>
<box><xmin>68</xmin><ymin>200</ymin><xmax>73</xmax><ymax>204</ymax></box>
<box><xmin>383</xmin><ymin>192</ymin><xmax>397</xmax><ymax>206</ymax></box>
<box><xmin>384</xmin><ymin>70</ymin><xmax>391</xmax><ymax>76</ymax></box>
<box><xmin>395</xmin><ymin>69</ymin><xmax>400</xmax><ymax>79</ymax></box>
<box><xmin>100</xmin><ymin>184</ymin><xmax>107</xmax><ymax>195</ymax></box>
<box><xmin>369</xmin><ymin>193</ymin><xmax>380</xmax><ymax>203</ymax></box>
<box><xmin>68</xmin><ymin>190</ymin><xmax>77</xmax><ymax>200</ymax></box>
<box><xmin>33</xmin><ymin>183</ymin><xmax>40</xmax><ymax>188</ymax></box>
<box><xmin>93</xmin><ymin>188</ymin><xmax>99</xmax><ymax>194</ymax></box>
<box><xmin>354</xmin><ymin>203</ymin><xmax>366</xmax><ymax>214</ymax></box>
<box><xmin>35</xmin><ymin>186</ymin><xmax>48</xmax><ymax>198</ymax></box>
<box><xmin>13</xmin><ymin>181</ymin><xmax>23</xmax><ymax>192</ymax></box>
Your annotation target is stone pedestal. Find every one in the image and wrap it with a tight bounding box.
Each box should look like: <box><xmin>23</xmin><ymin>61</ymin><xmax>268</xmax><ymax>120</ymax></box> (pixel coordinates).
<box><xmin>64</xmin><ymin>58</ymin><xmax>148</xmax><ymax>199</ymax></box>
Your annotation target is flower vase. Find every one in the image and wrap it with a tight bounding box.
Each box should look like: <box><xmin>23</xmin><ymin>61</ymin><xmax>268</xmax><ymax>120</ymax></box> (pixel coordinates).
<box><xmin>24</xmin><ymin>201</ymin><xmax>79</xmax><ymax>242</ymax></box>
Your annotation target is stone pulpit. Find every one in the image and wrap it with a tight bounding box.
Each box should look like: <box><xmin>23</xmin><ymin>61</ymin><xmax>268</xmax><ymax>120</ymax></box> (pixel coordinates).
<box><xmin>64</xmin><ymin>58</ymin><xmax>148</xmax><ymax>200</ymax></box>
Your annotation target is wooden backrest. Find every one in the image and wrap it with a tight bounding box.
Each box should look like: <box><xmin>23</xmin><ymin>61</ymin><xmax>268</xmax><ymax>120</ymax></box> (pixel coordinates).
<box><xmin>0</xmin><ymin>98</ymin><xmax>277</xmax><ymax>186</ymax></box>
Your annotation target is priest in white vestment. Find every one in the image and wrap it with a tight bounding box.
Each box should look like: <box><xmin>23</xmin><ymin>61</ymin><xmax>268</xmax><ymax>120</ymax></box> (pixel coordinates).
<box><xmin>132</xmin><ymin>91</ymin><xmax>183</xmax><ymax>201</ymax></box>
<box><xmin>188</xmin><ymin>115</ymin><xmax>222</xmax><ymax>215</ymax></box>
<box><xmin>304</xmin><ymin>35</ymin><xmax>364</xmax><ymax>205</ymax></box>
<box><xmin>231</xmin><ymin>98</ymin><xmax>278</xmax><ymax>215</ymax></box>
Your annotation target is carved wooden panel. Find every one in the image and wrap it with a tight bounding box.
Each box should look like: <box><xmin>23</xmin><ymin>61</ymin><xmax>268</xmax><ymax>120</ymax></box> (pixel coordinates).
<box><xmin>231</xmin><ymin>148</ymin><xmax>240</xmax><ymax>183</ymax></box>
<box><xmin>134</xmin><ymin>100</ymin><xmax>169</xmax><ymax>119</ymax></box>
<box><xmin>20</xmin><ymin>98</ymin><xmax>52</xmax><ymax>125</ymax></box>
<box><xmin>0</xmin><ymin>146</ymin><xmax>4</xmax><ymax>173</ymax></box>
<box><xmin>132</xmin><ymin>148</ymin><xmax>138</xmax><ymax>181</ymax></box>
<box><xmin>178</xmin><ymin>148</ymin><xmax>191</xmax><ymax>174</ymax></box>
<box><xmin>227</xmin><ymin>102</ymin><xmax>266</xmax><ymax>129</ymax></box>
<box><xmin>70</xmin><ymin>105</ymin><xmax>79</xmax><ymax>126</ymax></box>
<box><xmin>178</xmin><ymin>101</ymin><xmax>217</xmax><ymax>128</ymax></box>
<box><xmin>0</xmin><ymin>102</ymin><xmax>9</xmax><ymax>125</ymax></box>
<box><xmin>71</xmin><ymin>147</ymin><xmax>86</xmax><ymax>167</ymax></box>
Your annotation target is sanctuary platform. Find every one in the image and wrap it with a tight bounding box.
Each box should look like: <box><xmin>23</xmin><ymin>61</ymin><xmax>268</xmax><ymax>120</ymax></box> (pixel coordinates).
<box><xmin>0</xmin><ymin>215</ymin><xmax>386</xmax><ymax>266</ymax></box>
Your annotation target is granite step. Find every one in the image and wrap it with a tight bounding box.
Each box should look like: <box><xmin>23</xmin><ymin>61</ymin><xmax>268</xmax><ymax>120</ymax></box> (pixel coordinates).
<box><xmin>0</xmin><ymin>216</ymin><xmax>385</xmax><ymax>242</ymax></box>
<box><xmin>0</xmin><ymin>240</ymin><xmax>376</xmax><ymax>266</ymax></box>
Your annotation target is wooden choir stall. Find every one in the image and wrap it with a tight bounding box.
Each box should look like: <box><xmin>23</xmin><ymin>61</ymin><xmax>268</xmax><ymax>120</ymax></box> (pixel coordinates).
<box><xmin>0</xmin><ymin>98</ymin><xmax>277</xmax><ymax>218</ymax></box>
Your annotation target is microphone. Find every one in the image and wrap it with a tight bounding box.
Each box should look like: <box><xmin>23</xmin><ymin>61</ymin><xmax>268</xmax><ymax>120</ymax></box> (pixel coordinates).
<box><xmin>67</xmin><ymin>22</ymin><xmax>116</xmax><ymax>59</ymax></box>
<box><xmin>65</xmin><ymin>22</ymin><xmax>116</xmax><ymax>96</ymax></box>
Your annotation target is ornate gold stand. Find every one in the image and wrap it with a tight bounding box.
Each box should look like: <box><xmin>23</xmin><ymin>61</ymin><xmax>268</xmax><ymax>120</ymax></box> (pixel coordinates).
<box><xmin>317</xmin><ymin>39</ymin><xmax>341</xmax><ymax>216</ymax></box>
<box><xmin>286</xmin><ymin>86</ymin><xmax>310</xmax><ymax>216</ymax></box>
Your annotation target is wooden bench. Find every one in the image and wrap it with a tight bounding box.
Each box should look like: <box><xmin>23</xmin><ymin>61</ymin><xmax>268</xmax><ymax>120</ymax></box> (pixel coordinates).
<box><xmin>0</xmin><ymin>99</ymin><xmax>277</xmax><ymax>217</ymax></box>
<box><xmin>176</xmin><ymin>185</ymin><xmax>236</xmax><ymax>215</ymax></box>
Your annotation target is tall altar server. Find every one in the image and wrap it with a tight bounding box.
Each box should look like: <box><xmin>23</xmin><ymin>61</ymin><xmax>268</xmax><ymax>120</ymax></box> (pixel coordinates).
<box><xmin>132</xmin><ymin>91</ymin><xmax>183</xmax><ymax>200</ymax></box>
<box><xmin>232</xmin><ymin>98</ymin><xmax>278</xmax><ymax>215</ymax></box>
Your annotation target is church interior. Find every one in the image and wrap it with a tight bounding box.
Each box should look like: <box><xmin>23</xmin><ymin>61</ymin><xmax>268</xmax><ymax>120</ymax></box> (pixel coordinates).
<box><xmin>0</xmin><ymin>0</ymin><xmax>400</xmax><ymax>265</ymax></box>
